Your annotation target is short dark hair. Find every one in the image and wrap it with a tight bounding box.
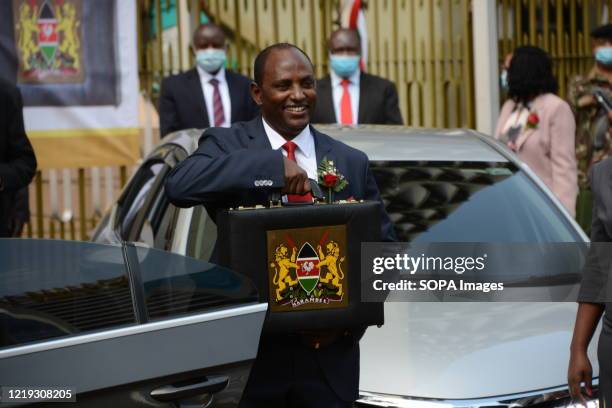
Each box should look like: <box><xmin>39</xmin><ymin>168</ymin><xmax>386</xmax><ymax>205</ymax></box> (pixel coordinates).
<box><xmin>192</xmin><ymin>23</ymin><xmax>225</xmax><ymax>44</ymax></box>
<box><xmin>328</xmin><ymin>28</ymin><xmax>361</xmax><ymax>50</ymax></box>
<box><xmin>508</xmin><ymin>46</ymin><xmax>558</xmax><ymax>103</ymax></box>
<box><xmin>591</xmin><ymin>23</ymin><xmax>612</xmax><ymax>40</ymax></box>
<box><xmin>253</xmin><ymin>43</ymin><xmax>313</xmax><ymax>85</ymax></box>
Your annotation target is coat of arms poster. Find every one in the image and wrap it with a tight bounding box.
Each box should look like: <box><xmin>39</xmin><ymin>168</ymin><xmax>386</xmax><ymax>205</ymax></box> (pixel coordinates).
<box><xmin>0</xmin><ymin>0</ymin><xmax>139</xmax><ymax>169</ymax></box>
<box><xmin>13</xmin><ymin>0</ymin><xmax>84</xmax><ymax>84</ymax></box>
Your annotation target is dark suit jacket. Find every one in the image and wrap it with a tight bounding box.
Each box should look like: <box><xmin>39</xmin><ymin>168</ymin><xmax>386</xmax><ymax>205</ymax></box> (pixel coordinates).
<box><xmin>0</xmin><ymin>79</ymin><xmax>37</xmax><ymax>237</ymax></box>
<box><xmin>165</xmin><ymin>116</ymin><xmax>394</xmax><ymax>401</ymax></box>
<box><xmin>159</xmin><ymin>68</ymin><xmax>259</xmax><ymax>137</ymax></box>
<box><xmin>312</xmin><ymin>72</ymin><xmax>404</xmax><ymax>125</ymax></box>
<box><xmin>590</xmin><ymin>158</ymin><xmax>612</xmax><ymax>242</ymax></box>
<box><xmin>580</xmin><ymin>159</ymin><xmax>612</xmax><ymax>326</ymax></box>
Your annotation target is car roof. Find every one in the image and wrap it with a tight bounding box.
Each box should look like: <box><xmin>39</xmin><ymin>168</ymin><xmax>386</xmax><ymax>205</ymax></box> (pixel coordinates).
<box><xmin>316</xmin><ymin>125</ymin><xmax>508</xmax><ymax>162</ymax></box>
<box><xmin>162</xmin><ymin>125</ymin><xmax>509</xmax><ymax>163</ymax></box>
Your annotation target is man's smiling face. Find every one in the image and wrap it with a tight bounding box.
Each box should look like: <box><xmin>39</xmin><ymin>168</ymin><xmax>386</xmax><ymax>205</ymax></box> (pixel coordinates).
<box><xmin>251</xmin><ymin>47</ymin><xmax>317</xmax><ymax>139</ymax></box>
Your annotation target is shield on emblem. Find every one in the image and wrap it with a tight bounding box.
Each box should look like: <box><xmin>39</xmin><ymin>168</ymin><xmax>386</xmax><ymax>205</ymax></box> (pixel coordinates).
<box><xmin>38</xmin><ymin>0</ymin><xmax>58</xmax><ymax>67</ymax></box>
<box><xmin>296</xmin><ymin>242</ymin><xmax>320</xmax><ymax>294</ymax></box>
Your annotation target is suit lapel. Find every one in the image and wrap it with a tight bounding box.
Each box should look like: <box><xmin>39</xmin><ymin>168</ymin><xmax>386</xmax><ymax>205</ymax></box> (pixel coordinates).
<box><xmin>316</xmin><ymin>77</ymin><xmax>336</xmax><ymax>123</ymax></box>
<box><xmin>226</xmin><ymin>71</ymin><xmax>240</xmax><ymax>123</ymax></box>
<box><xmin>515</xmin><ymin>126</ymin><xmax>536</xmax><ymax>151</ymax></box>
<box><xmin>311</xmin><ymin>126</ymin><xmax>354</xmax><ymax>200</ymax></box>
<box><xmin>245</xmin><ymin>116</ymin><xmax>273</xmax><ymax>150</ymax></box>
<box><xmin>312</xmin><ymin>125</ymin><xmax>333</xmax><ymax>166</ymax></box>
<box><xmin>186</xmin><ymin>69</ymin><xmax>210</xmax><ymax>127</ymax></box>
<box><xmin>357</xmin><ymin>72</ymin><xmax>368</xmax><ymax>124</ymax></box>
<box><xmin>312</xmin><ymin>125</ymin><xmax>334</xmax><ymax>193</ymax></box>
<box><xmin>515</xmin><ymin>99</ymin><xmax>541</xmax><ymax>151</ymax></box>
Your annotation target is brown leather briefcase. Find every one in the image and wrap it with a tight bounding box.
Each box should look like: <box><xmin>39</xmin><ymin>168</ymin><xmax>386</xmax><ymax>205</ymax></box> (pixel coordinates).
<box><xmin>216</xmin><ymin>200</ymin><xmax>383</xmax><ymax>333</ymax></box>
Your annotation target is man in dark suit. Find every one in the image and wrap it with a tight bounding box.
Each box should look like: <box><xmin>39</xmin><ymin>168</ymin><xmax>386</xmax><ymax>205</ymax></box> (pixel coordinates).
<box><xmin>312</xmin><ymin>28</ymin><xmax>403</xmax><ymax>125</ymax></box>
<box><xmin>0</xmin><ymin>79</ymin><xmax>37</xmax><ymax>237</ymax></box>
<box><xmin>159</xmin><ymin>23</ymin><xmax>258</xmax><ymax>137</ymax></box>
<box><xmin>166</xmin><ymin>43</ymin><xmax>394</xmax><ymax>407</ymax></box>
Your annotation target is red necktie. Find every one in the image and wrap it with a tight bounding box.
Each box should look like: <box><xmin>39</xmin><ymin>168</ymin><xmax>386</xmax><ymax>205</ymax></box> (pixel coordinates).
<box><xmin>340</xmin><ymin>79</ymin><xmax>353</xmax><ymax>125</ymax></box>
<box><xmin>209</xmin><ymin>78</ymin><xmax>225</xmax><ymax>127</ymax></box>
<box><xmin>282</xmin><ymin>141</ymin><xmax>313</xmax><ymax>203</ymax></box>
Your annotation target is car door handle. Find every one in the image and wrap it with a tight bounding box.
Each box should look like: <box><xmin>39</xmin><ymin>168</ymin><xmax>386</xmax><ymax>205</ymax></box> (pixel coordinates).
<box><xmin>150</xmin><ymin>375</ymin><xmax>229</xmax><ymax>402</ymax></box>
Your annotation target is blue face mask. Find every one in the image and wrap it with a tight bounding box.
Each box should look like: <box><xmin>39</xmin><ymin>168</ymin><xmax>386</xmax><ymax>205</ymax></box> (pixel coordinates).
<box><xmin>329</xmin><ymin>54</ymin><xmax>360</xmax><ymax>78</ymax></box>
<box><xmin>595</xmin><ymin>47</ymin><xmax>612</xmax><ymax>66</ymax></box>
<box><xmin>500</xmin><ymin>69</ymin><xmax>508</xmax><ymax>90</ymax></box>
<box><xmin>195</xmin><ymin>48</ymin><xmax>226</xmax><ymax>73</ymax></box>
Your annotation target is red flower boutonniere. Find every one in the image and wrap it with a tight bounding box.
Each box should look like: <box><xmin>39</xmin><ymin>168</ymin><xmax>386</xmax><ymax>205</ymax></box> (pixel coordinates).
<box><xmin>322</xmin><ymin>173</ymin><xmax>339</xmax><ymax>187</ymax></box>
<box><xmin>526</xmin><ymin>112</ymin><xmax>540</xmax><ymax>129</ymax></box>
<box><xmin>317</xmin><ymin>157</ymin><xmax>348</xmax><ymax>203</ymax></box>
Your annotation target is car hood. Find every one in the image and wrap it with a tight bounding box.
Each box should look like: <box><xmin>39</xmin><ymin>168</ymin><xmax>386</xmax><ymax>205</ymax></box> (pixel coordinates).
<box><xmin>359</xmin><ymin>302</ymin><xmax>599</xmax><ymax>399</ymax></box>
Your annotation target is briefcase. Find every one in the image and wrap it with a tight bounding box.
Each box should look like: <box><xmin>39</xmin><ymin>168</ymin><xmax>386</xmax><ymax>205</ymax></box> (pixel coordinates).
<box><xmin>216</xmin><ymin>200</ymin><xmax>383</xmax><ymax>333</ymax></box>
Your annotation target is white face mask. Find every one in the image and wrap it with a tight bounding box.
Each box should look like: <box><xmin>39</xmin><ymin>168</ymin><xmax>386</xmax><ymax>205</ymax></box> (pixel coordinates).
<box><xmin>195</xmin><ymin>48</ymin><xmax>227</xmax><ymax>73</ymax></box>
<box><xmin>500</xmin><ymin>69</ymin><xmax>509</xmax><ymax>90</ymax></box>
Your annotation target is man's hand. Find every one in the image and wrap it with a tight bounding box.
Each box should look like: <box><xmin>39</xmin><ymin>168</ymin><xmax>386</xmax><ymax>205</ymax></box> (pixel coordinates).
<box><xmin>568</xmin><ymin>350</ymin><xmax>593</xmax><ymax>405</ymax></box>
<box><xmin>282</xmin><ymin>157</ymin><xmax>311</xmax><ymax>195</ymax></box>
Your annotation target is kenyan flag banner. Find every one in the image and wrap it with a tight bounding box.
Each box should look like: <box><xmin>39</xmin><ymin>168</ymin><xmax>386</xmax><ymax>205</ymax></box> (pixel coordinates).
<box><xmin>38</xmin><ymin>0</ymin><xmax>58</xmax><ymax>67</ymax></box>
<box><xmin>296</xmin><ymin>242</ymin><xmax>320</xmax><ymax>294</ymax></box>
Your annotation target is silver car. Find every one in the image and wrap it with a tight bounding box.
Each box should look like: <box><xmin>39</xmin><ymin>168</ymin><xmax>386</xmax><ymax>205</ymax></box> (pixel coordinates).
<box><xmin>91</xmin><ymin>126</ymin><xmax>598</xmax><ymax>407</ymax></box>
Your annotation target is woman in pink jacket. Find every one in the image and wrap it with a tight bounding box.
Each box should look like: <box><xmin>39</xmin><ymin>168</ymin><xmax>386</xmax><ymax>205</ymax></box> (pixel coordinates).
<box><xmin>495</xmin><ymin>46</ymin><xmax>578</xmax><ymax>216</ymax></box>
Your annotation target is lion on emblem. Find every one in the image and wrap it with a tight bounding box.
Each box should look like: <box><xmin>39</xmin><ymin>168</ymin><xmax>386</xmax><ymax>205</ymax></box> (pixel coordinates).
<box><xmin>270</xmin><ymin>244</ymin><xmax>299</xmax><ymax>301</ymax></box>
<box><xmin>17</xmin><ymin>3</ymin><xmax>39</xmax><ymax>71</ymax></box>
<box><xmin>317</xmin><ymin>241</ymin><xmax>345</xmax><ymax>297</ymax></box>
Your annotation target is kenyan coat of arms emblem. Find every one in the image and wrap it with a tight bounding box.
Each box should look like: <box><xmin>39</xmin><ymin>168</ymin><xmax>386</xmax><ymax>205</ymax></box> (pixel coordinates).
<box><xmin>13</xmin><ymin>0</ymin><xmax>83</xmax><ymax>83</ymax></box>
<box><xmin>267</xmin><ymin>225</ymin><xmax>348</xmax><ymax>312</ymax></box>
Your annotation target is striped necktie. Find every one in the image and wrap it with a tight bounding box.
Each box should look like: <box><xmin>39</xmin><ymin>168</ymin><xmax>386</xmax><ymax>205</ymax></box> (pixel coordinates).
<box><xmin>209</xmin><ymin>78</ymin><xmax>225</xmax><ymax>127</ymax></box>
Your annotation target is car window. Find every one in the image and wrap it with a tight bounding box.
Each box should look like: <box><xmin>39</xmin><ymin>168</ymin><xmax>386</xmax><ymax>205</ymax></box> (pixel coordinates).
<box><xmin>146</xmin><ymin>147</ymin><xmax>188</xmax><ymax>250</ymax></box>
<box><xmin>118</xmin><ymin>161</ymin><xmax>166</xmax><ymax>240</ymax></box>
<box><xmin>371</xmin><ymin>161</ymin><xmax>580</xmax><ymax>243</ymax></box>
<box><xmin>186</xmin><ymin>205</ymin><xmax>218</xmax><ymax>262</ymax></box>
<box><xmin>151</xmin><ymin>200</ymin><xmax>180</xmax><ymax>251</ymax></box>
<box><xmin>134</xmin><ymin>182</ymin><xmax>181</xmax><ymax>250</ymax></box>
<box><xmin>132</xmin><ymin>246</ymin><xmax>257</xmax><ymax>321</ymax></box>
<box><xmin>0</xmin><ymin>240</ymin><xmax>135</xmax><ymax>349</ymax></box>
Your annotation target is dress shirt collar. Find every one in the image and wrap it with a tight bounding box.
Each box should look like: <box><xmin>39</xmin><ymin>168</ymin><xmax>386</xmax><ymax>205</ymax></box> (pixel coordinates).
<box><xmin>330</xmin><ymin>67</ymin><xmax>361</xmax><ymax>87</ymax></box>
<box><xmin>262</xmin><ymin>117</ymin><xmax>314</xmax><ymax>158</ymax></box>
<box><xmin>197</xmin><ymin>65</ymin><xmax>227</xmax><ymax>85</ymax></box>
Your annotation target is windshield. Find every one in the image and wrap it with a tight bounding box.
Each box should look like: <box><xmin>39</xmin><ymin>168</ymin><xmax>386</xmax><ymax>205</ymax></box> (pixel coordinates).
<box><xmin>371</xmin><ymin>161</ymin><xmax>581</xmax><ymax>243</ymax></box>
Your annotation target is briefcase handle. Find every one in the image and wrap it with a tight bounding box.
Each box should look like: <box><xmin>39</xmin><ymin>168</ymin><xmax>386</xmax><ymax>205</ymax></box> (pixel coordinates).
<box><xmin>269</xmin><ymin>178</ymin><xmax>323</xmax><ymax>207</ymax></box>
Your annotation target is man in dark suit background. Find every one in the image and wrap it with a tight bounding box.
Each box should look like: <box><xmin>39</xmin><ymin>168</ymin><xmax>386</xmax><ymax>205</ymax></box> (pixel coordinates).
<box><xmin>166</xmin><ymin>43</ymin><xmax>394</xmax><ymax>407</ymax></box>
<box><xmin>312</xmin><ymin>28</ymin><xmax>403</xmax><ymax>125</ymax></box>
<box><xmin>159</xmin><ymin>23</ymin><xmax>258</xmax><ymax>137</ymax></box>
<box><xmin>0</xmin><ymin>79</ymin><xmax>37</xmax><ymax>237</ymax></box>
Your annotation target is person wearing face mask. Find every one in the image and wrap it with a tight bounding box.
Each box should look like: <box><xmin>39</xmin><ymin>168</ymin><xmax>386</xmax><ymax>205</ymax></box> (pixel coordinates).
<box><xmin>311</xmin><ymin>28</ymin><xmax>403</xmax><ymax>125</ymax></box>
<box><xmin>159</xmin><ymin>23</ymin><xmax>258</xmax><ymax>137</ymax></box>
<box><xmin>568</xmin><ymin>23</ymin><xmax>612</xmax><ymax>191</ymax></box>
<box><xmin>495</xmin><ymin>46</ymin><xmax>577</xmax><ymax>216</ymax></box>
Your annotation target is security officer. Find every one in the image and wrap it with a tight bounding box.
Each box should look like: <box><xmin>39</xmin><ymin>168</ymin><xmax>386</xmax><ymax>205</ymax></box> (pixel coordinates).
<box><xmin>568</xmin><ymin>23</ymin><xmax>612</xmax><ymax>189</ymax></box>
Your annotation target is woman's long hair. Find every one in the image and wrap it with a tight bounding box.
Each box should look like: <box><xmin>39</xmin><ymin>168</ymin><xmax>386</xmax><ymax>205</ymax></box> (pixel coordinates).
<box><xmin>508</xmin><ymin>46</ymin><xmax>558</xmax><ymax>104</ymax></box>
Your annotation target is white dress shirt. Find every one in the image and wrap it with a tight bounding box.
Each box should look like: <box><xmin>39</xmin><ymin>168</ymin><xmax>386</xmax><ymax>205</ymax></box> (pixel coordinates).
<box><xmin>197</xmin><ymin>66</ymin><xmax>232</xmax><ymax>127</ymax></box>
<box><xmin>330</xmin><ymin>69</ymin><xmax>360</xmax><ymax>125</ymax></box>
<box><xmin>262</xmin><ymin>118</ymin><xmax>318</xmax><ymax>181</ymax></box>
